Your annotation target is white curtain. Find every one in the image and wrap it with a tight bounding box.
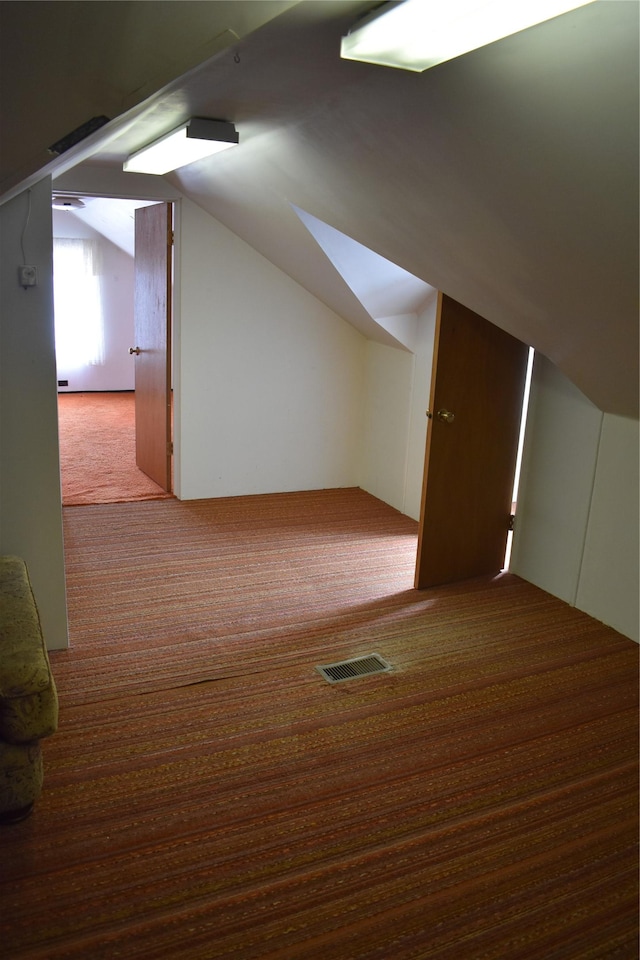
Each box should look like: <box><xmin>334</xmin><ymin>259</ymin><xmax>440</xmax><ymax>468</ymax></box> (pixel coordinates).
<box><xmin>53</xmin><ymin>239</ymin><xmax>105</xmax><ymax>369</ymax></box>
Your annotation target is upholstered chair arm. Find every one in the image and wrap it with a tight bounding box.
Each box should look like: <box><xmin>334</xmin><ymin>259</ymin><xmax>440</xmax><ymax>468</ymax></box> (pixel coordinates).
<box><xmin>0</xmin><ymin>683</ymin><xmax>58</xmax><ymax>743</ymax></box>
<box><xmin>0</xmin><ymin>556</ymin><xmax>59</xmax><ymax>743</ymax></box>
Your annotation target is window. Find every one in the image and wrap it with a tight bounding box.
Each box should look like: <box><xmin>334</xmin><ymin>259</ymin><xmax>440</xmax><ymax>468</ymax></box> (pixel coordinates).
<box><xmin>53</xmin><ymin>239</ymin><xmax>105</xmax><ymax>369</ymax></box>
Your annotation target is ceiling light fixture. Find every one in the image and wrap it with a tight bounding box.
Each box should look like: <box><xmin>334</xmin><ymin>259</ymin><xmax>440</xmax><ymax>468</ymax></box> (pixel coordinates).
<box><xmin>340</xmin><ymin>0</ymin><xmax>596</xmax><ymax>72</ymax></box>
<box><xmin>52</xmin><ymin>196</ymin><xmax>86</xmax><ymax>210</ymax></box>
<box><xmin>123</xmin><ymin>118</ymin><xmax>239</xmax><ymax>175</ymax></box>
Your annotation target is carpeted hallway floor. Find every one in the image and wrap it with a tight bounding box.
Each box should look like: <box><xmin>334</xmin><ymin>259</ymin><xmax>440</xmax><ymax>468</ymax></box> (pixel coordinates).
<box><xmin>57</xmin><ymin>391</ymin><xmax>173</xmax><ymax>505</ymax></box>
<box><xmin>2</xmin><ymin>489</ymin><xmax>638</xmax><ymax>958</ymax></box>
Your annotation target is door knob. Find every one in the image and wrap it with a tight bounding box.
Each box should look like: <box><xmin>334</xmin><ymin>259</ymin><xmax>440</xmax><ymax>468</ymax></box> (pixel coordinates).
<box><xmin>129</xmin><ymin>346</ymin><xmax>141</xmax><ymax>355</ymax></box>
<box><xmin>437</xmin><ymin>408</ymin><xmax>455</xmax><ymax>423</ymax></box>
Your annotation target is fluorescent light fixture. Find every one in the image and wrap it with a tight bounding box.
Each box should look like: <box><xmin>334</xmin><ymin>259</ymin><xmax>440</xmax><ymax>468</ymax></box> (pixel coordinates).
<box><xmin>123</xmin><ymin>118</ymin><xmax>238</xmax><ymax>175</ymax></box>
<box><xmin>340</xmin><ymin>0</ymin><xmax>596</xmax><ymax>72</ymax></box>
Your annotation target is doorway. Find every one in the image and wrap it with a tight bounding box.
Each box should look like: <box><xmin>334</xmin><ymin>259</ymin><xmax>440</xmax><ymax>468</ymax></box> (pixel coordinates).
<box><xmin>52</xmin><ymin>194</ymin><xmax>175</xmax><ymax>505</ymax></box>
<box><xmin>503</xmin><ymin>346</ymin><xmax>535</xmax><ymax>570</ymax></box>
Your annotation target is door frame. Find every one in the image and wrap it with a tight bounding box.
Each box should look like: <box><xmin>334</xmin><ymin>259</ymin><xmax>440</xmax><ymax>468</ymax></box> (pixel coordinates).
<box><xmin>52</xmin><ymin>190</ymin><xmax>181</xmax><ymax>499</ymax></box>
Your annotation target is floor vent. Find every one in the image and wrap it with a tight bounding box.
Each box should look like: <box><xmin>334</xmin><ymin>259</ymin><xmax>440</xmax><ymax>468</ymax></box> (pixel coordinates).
<box><xmin>316</xmin><ymin>653</ymin><xmax>392</xmax><ymax>684</ymax></box>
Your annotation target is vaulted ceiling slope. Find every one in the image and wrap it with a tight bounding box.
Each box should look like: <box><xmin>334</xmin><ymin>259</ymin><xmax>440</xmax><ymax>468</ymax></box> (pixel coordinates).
<box><xmin>0</xmin><ymin>0</ymin><xmax>298</xmax><ymax>193</ymax></box>
<box><xmin>4</xmin><ymin>1</ymin><xmax>639</xmax><ymax>417</ymax></box>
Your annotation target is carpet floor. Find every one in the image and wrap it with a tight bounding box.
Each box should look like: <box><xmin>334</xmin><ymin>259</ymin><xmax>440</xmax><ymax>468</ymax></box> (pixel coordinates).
<box><xmin>1</xmin><ymin>489</ymin><xmax>637</xmax><ymax>959</ymax></box>
<box><xmin>57</xmin><ymin>391</ymin><xmax>173</xmax><ymax>505</ymax></box>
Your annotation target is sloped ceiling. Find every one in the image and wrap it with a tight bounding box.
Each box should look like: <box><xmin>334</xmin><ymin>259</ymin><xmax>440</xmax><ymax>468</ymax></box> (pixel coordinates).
<box><xmin>22</xmin><ymin>1</ymin><xmax>640</xmax><ymax>416</ymax></box>
<box><xmin>53</xmin><ymin>197</ymin><xmax>156</xmax><ymax>257</ymax></box>
<box><xmin>0</xmin><ymin>0</ymin><xmax>298</xmax><ymax>194</ymax></box>
<box><xmin>292</xmin><ymin>205</ymin><xmax>434</xmax><ymax>351</ymax></box>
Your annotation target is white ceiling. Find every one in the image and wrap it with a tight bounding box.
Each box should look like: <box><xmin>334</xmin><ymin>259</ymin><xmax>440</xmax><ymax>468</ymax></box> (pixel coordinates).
<box><xmin>53</xmin><ymin>196</ymin><xmax>156</xmax><ymax>257</ymax></box>
<box><xmin>50</xmin><ymin>0</ymin><xmax>638</xmax><ymax>416</ymax></box>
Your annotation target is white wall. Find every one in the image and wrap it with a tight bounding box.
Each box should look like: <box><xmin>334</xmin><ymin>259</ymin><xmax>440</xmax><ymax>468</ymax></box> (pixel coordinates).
<box><xmin>360</xmin><ymin>342</ymin><xmax>413</xmax><ymax>512</ymax></box>
<box><xmin>511</xmin><ymin>354</ymin><xmax>639</xmax><ymax>641</ymax></box>
<box><xmin>172</xmin><ymin>197</ymin><xmax>438</xmax><ymax>514</ymax></box>
<box><xmin>359</xmin><ymin>295</ymin><xmax>437</xmax><ymax>520</ymax></box>
<box><xmin>0</xmin><ymin>179</ymin><xmax>69</xmax><ymax>649</ymax></box>
<box><xmin>52</xmin><ymin>210</ymin><xmax>135</xmax><ymax>392</ymax></box>
<box><xmin>576</xmin><ymin>412</ymin><xmax>639</xmax><ymax>640</ymax></box>
<box><xmin>174</xmin><ymin>198</ymin><xmax>365</xmax><ymax>500</ymax></box>
<box><xmin>403</xmin><ymin>296</ymin><xmax>438</xmax><ymax>520</ymax></box>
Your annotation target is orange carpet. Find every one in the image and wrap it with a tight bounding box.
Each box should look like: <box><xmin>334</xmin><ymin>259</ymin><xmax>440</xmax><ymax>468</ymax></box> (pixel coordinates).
<box><xmin>57</xmin><ymin>391</ymin><xmax>173</xmax><ymax>505</ymax></box>
<box><xmin>1</xmin><ymin>490</ymin><xmax>637</xmax><ymax>958</ymax></box>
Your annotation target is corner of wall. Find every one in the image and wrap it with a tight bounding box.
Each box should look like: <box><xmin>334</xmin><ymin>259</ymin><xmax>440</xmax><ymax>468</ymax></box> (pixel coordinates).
<box><xmin>0</xmin><ymin>177</ymin><xmax>69</xmax><ymax>649</ymax></box>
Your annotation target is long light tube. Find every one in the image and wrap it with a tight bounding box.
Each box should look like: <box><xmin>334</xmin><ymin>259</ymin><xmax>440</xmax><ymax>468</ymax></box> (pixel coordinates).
<box><xmin>340</xmin><ymin>0</ymin><xmax>596</xmax><ymax>72</ymax></box>
<box><xmin>124</xmin><ymin>118</ymin><xmax>238</xmax><ymax>175</ymax></box>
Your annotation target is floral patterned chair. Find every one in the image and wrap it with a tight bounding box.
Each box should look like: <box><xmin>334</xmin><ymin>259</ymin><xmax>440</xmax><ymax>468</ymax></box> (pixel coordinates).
<box><xmin>0</xmin><ymin>557</ymin><xmax>58</xmax><ymax>823</ymax></box>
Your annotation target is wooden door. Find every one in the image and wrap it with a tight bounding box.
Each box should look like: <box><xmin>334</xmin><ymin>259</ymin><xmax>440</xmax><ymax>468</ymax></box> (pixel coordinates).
<box><xmin>133</xmin><ymin>203</ymin><xmax>172</xmax><ymax>491</ymax></box>
<box><xmin>415</xmin><ymin>293</ymin><xmax>529</xmax><ymax>589</ymax></box>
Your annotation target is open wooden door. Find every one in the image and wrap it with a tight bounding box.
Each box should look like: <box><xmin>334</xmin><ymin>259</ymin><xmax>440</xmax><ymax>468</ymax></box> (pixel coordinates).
<box><xmin>132</xmin><ymin>203</ymin><xmax>172</xmax><ymax>491</ymax></box>
<box><xmin>415</xmin><ymin>293</ymin><xmax>529</xmax><ymax>589</ymax></box>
